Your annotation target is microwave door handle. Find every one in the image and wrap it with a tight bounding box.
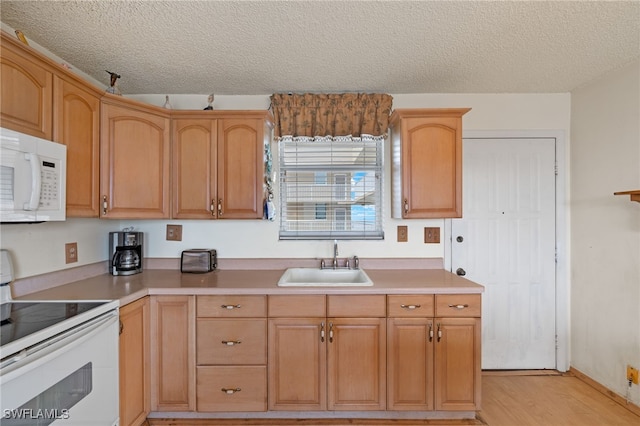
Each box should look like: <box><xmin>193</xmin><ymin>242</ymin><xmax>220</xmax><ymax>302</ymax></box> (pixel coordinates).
<box><xmin>24</xmin><ymin>153</ymin><xmax>41</xmax><ymax>211</ymax></box>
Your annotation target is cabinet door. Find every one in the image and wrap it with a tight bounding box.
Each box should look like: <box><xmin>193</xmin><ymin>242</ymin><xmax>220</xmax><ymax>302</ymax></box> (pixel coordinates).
<box><xmin>217</xmin><ymin>118</ymin><xmax>264</xmax><ymax>218</ymax></box>
<box><xmin>268</xmin><ymin>318</ymin><xmax>326</xmax><ymax>411</ymax></box>
<box><xmin>387</xmin><ymin>318</ymin><xmax>434</xmax><ymax>411</ymax></box>
<box><xmin>327</xmin><ymin>318</ymin><xmax>386</xmax><ymax>411</ymax></box>
<box><xmin>150</xmin><ymin>295</ymin><xmax>196</xmax><ymax>411</ymax></box>
<box><xmin>119</xmin><ymin>297</ymin><xmax>150</xmax><ymax>426</ymax></box>
<box><xmin>402</xmin><ymin>116</ymin><xmax>461</xmax><ymax>218</ymax></box>
<box><xmin>53</xmin><ymin>76</ymin><xmax>100</xmax><ymax>217</ymax></box>
<box><xmin>100</xmin><ymin>101</ymin><xmax>170</xmax><ymax>218</ymax></box>
<box><xmin>0</xmin><ymin>37</ymin><xmax>53</xmax><ymax>140</ymax></box>
<box><xmin>434</xmin><ymin>317</ymin><xmax>481</xmax><ymax>411</ymax></box>
<box><xmin>390</xmin><ymin>109</ymin><xmax>469</xmax><ymax>219</ymax></box>
<box><xmin>172</xmin><ymin>119</ymin><xmax>217</xmax><ymax>218</ymax></box>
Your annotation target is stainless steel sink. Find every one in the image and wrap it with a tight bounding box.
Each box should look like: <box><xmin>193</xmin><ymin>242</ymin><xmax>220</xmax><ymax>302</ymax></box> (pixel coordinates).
<box><xmin>277</xmin><ymin>268</ymin><xmax>373</xmax><ymax>287</ymax></box>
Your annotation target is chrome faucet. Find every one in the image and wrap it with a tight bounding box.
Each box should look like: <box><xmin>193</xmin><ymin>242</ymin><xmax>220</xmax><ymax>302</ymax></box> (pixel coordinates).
<box><xmin>332</xmin><ymin>240</ymin><xmax>338</xmax><ymax>269</ymax></box>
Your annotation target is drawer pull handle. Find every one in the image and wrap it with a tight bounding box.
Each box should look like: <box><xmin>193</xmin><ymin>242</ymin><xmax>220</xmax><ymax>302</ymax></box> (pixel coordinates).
<box><xmin>437</xmin><ymin>323</ymin><xmax>442</xmax><ymax>342</ymax></box>
<box><xmin>329</xmin><ymin>322</ymin><xmax>334</xmax><ymax>343</ymax></box>
<box><xmin>320</xmin><ymin>322</ymin><xmax>325</xmax><ymax>343</ymax></box>
<box><xmin>428</xmin><ymin>322</ymin><xmax>433</xmax><ymax>342</ymax></box>
<box><xmin>221</xmin><ymin>304</ymin><xmax>241</xmax><ymax>310</ymax></box>
<box><xmin>448</xmin><ymin>304</ymin><xmax>469</xmax><ymax>309</ymax></box>
<box><xmin>222</xmin><ymin>340</ymin><xmax>241</xmax><ymax>346</ymax></box>
<box><xmin>221</xmin><ymin>388</ymin><xmax>241</xmax><ymax>395</ymax></box>
<box><xmin>400</xmin><ymin>304</ymin><xmax>421</xmax><ymax>310</ymax></box>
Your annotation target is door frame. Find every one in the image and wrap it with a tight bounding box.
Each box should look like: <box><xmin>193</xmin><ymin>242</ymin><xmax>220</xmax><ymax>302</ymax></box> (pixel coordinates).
<box><xmin>443</xmin><ymin>129</ymin><xmax>569</xmax><ymax>372</ymax></box>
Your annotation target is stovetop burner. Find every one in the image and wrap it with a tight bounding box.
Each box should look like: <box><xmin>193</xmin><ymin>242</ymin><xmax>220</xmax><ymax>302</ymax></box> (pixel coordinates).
<box><xmin>0</xmin><ymin>301</ymin><xmax>107</xmax><ymax>348</ymax></box>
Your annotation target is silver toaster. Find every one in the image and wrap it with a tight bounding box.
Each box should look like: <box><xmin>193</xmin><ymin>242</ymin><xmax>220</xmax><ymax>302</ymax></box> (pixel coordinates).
<box><xmin>180</xmin><ymin>249</ymin><xmax>217</xmax><ymax>273</ymax></box>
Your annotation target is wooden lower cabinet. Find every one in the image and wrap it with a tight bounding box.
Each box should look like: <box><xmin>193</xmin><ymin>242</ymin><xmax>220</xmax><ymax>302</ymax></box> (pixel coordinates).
<box><xmin>327</xmin><ymin>318</ymin><xmax>386</xmax><ymax>410</ymax></box>
<box><xmin>196</xmin><ymin>295</ymin><xmax>267</xmax><ymax>412</ymax></box>
<box><xmin>387</xmin><ymin>318</ymin><xmax>435</xmax><ymax>410</ymax></box>
<box><xmin>150</xmin><ymin>295</ymin><xmax>196</xmax><ymax>411</ymax></box>
<box><xmin>387</xmin><ymin>294</ymin><xmax>481</xmax><ymax>412</ymax></box>
<box><xmin>146</xmin><ymin>292</ymin><xmax>480</xmax><ymax>418</ymax></box>
<box><xmin>268</xmin><ymin>318</ymin><xmax>327</xmax><ymax>410</ymax></box>
<box><xmin>268</xmin><ymin>295</ymin><xmax>386</xmax><ymax>411</ymax></box>
<box><xmin>119</xmin><ymin>297</ymin><xmax>150</xmax><ymax>426</ymax></box>
<box><xmin>434</xmin><ymin>317</ymin><xmax>481</xmax><ymax>411</ymax></box>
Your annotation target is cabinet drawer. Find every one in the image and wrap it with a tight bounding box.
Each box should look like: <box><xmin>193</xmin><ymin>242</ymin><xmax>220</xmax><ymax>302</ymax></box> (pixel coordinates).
<box><xmin>197</xmin><ymin>319</ymin><xmax>266</xmax><ymax>365</ymax></box>
<box><xmin>268</xmin><ymin>295</ymin><xmax>326</xmax><ymax>317</ymax></box>
<box><xmin>327</xmin><ymin>295</ymin><xmax>386</xmax><ymax>317</ymax></box>
<box><xmin>196</xmin><ymin>366</ymin><xmax>266</xmax><ymax>412</ymax></box>
<box><xmin>435</xmin><ymin>294</ymin><xmax>481</xmax><ymax>317</ymax></box>
<box><xmin>387</xmin><ymin>295</ymin><xmax>434</xmax><ymax>317</ymax></box>
<box><xmin>197</xmin><ymin>295</ymin><xmax>266</xmax><ymax>317</ymax></box>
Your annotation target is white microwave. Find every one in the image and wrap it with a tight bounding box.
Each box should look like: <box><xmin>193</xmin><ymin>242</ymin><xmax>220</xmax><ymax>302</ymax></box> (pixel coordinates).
<box><xmin>0</xmin><ymin>127</ymin><xmax>66</xmax><ymax>222</ymax></box>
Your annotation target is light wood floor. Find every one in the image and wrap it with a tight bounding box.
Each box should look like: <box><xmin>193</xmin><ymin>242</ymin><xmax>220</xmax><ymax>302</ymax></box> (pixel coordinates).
<box><xmin>148</xmin><ymin>371</ymin><xmax>640</xmax><ymax>426</ymax></box>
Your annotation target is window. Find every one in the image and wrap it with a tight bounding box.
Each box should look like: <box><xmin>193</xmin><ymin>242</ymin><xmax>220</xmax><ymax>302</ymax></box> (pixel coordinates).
<box><xmin>278</xmin><ymin>135</ymin><xmax>384</xmax><ymax>240</ymax></box>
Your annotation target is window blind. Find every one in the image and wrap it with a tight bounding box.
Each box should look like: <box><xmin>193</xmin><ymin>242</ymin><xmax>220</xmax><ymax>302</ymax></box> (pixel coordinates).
<box><xmin>278</xmin><ymin>135</ymin><xmax>384</xmax><ymax>240</ymax></box>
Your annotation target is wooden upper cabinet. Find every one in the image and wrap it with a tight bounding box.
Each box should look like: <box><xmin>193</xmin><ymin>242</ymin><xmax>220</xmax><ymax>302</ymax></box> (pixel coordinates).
<box><xmin>172</xmin><ymin>118</ymin><xmax>217</xmax><ymax>218</ymax></box>
<box><xmin>101</xmin><ymin>97</ymin><xmax>171</xmax><ymax>218</ymax></box>
<box><xmin>53</xmin><ymin>75</ymin><xmax>101</xmax><ymax>217</ymax></box>
<box><xmin>390</xmin><ymin>108</ymin><xmax>470</xmax><ymax>218</ymax></box>
<box><xmin>217</xmin><ymin>117</ymin><xmax>268</xmax><ymax>219</ymax></box>
<box><xmin>171</xmin><ymin>111</ymin><xmax>272</xmax><ymax>219</ymax></box>
<box><xmin>0</xmin><ymin>33</ymin><xmax>53</xmax><ymax>140</ymax></box>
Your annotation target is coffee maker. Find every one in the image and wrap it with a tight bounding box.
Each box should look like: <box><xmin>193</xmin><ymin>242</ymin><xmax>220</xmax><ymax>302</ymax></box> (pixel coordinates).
<box><xmin>109</xmin><ymin>231</ymin><xmax>143</xmax><ymax>276</ymax></box>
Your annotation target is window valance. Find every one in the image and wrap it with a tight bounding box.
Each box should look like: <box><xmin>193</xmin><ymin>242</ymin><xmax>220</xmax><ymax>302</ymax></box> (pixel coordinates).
<box><xmin>270</xmin><ymin>93</ymin><xmax>393</xmax><ymax>138</ymax></box>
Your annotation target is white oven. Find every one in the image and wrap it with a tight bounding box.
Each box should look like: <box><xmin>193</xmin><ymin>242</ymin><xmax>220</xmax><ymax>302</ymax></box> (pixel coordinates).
<box><xmin>0</xmin><ymin>300</ymin><xmax>119</xmax><ymax>425</ymax></box>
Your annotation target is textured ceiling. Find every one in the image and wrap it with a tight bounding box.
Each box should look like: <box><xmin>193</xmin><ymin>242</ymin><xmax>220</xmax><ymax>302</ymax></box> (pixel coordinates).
<box><xmin>1</xmin><ymin>1</ymin><xmax>639</xmax><ymax>95</ymax></box>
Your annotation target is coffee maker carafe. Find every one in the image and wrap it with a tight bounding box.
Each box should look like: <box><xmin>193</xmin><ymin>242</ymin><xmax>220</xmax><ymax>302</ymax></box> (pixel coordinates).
<box><xmin>109</xmin><ymin>231</ymin><xmax>143</xmax><ymax>275</ymax></box>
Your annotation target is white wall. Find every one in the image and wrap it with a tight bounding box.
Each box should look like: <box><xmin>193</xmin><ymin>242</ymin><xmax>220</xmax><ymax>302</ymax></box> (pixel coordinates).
<box><xmin>570</xmin><ymin>59</ymin><xmax>640</xmax><ymax>404</ymax></box>
<box><xmin>0</xmin><ymin>92</ymin><xmax>570</xmax><ymax>278</ymax></box>
<box><xmin>125</xmin><ymin>93</ymin><xmax>570</xmax><ymax>261</ymax></box>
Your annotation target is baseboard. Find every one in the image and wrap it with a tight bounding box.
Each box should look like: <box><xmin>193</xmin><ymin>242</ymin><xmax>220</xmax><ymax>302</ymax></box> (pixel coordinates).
<box><xmin>569</xmin><ymin>367</ymin><xmax>640</xmax><ymax>417</ymax></box>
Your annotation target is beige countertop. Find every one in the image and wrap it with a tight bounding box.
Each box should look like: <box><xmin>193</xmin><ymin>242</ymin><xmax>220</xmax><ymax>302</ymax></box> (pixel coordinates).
<box><xmin>17</xmin><ymin>267</ymin><xmax>483</xmax><ymax>306</ymax></box>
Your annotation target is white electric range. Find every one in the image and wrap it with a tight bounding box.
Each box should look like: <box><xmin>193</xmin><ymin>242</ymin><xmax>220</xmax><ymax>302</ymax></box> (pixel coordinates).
<box><xmin>0</xmin><ymin>251</ymin><xmax>120</xmax><ymax>425</ymax></box>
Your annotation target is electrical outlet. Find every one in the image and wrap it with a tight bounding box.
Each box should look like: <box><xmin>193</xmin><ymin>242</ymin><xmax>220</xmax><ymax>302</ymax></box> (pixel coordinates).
<box><xmin>166</xmin><ymin>224</ymin><xmax>183</xmax><ymax>241</ymax></box>
<box><xmin>628</xmin><ymin>365</ymin><xmax>639</xmax><ymax>385</ymax></box>
<box><xmin>424</xmin><ymin>227</ymin><xmax>440</xmax><ymax>244</ymax></box>
<box><xmin>397</xmin><ymin>225</ymin><xmax>408</xmax><ymax>242</ymax></box>
<box><xmin>65</xmin><ymin>242</ymin><xmax>78</xmax><ymax>264</ymax></box>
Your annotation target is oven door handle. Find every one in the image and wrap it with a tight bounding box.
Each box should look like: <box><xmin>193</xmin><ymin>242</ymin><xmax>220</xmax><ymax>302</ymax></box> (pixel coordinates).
<box><xmin>0</xmin><ymin>310</ymin><xmax>118</xmax><ymax>382</ymax></box>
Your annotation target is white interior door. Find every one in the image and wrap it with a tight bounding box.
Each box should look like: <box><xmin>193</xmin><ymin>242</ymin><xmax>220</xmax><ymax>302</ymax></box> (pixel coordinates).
<box><xmin>451</xmin><ymin>138</ymin><xmax>557</xmax><ymax>369</ymax></box>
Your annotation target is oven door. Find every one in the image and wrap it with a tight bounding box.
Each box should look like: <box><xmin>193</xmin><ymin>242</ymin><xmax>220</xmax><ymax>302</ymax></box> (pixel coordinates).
<box><xmin>1</xmin><ymin>310</ymin><xmax>119</xmax><ymax>425</ymax></box>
